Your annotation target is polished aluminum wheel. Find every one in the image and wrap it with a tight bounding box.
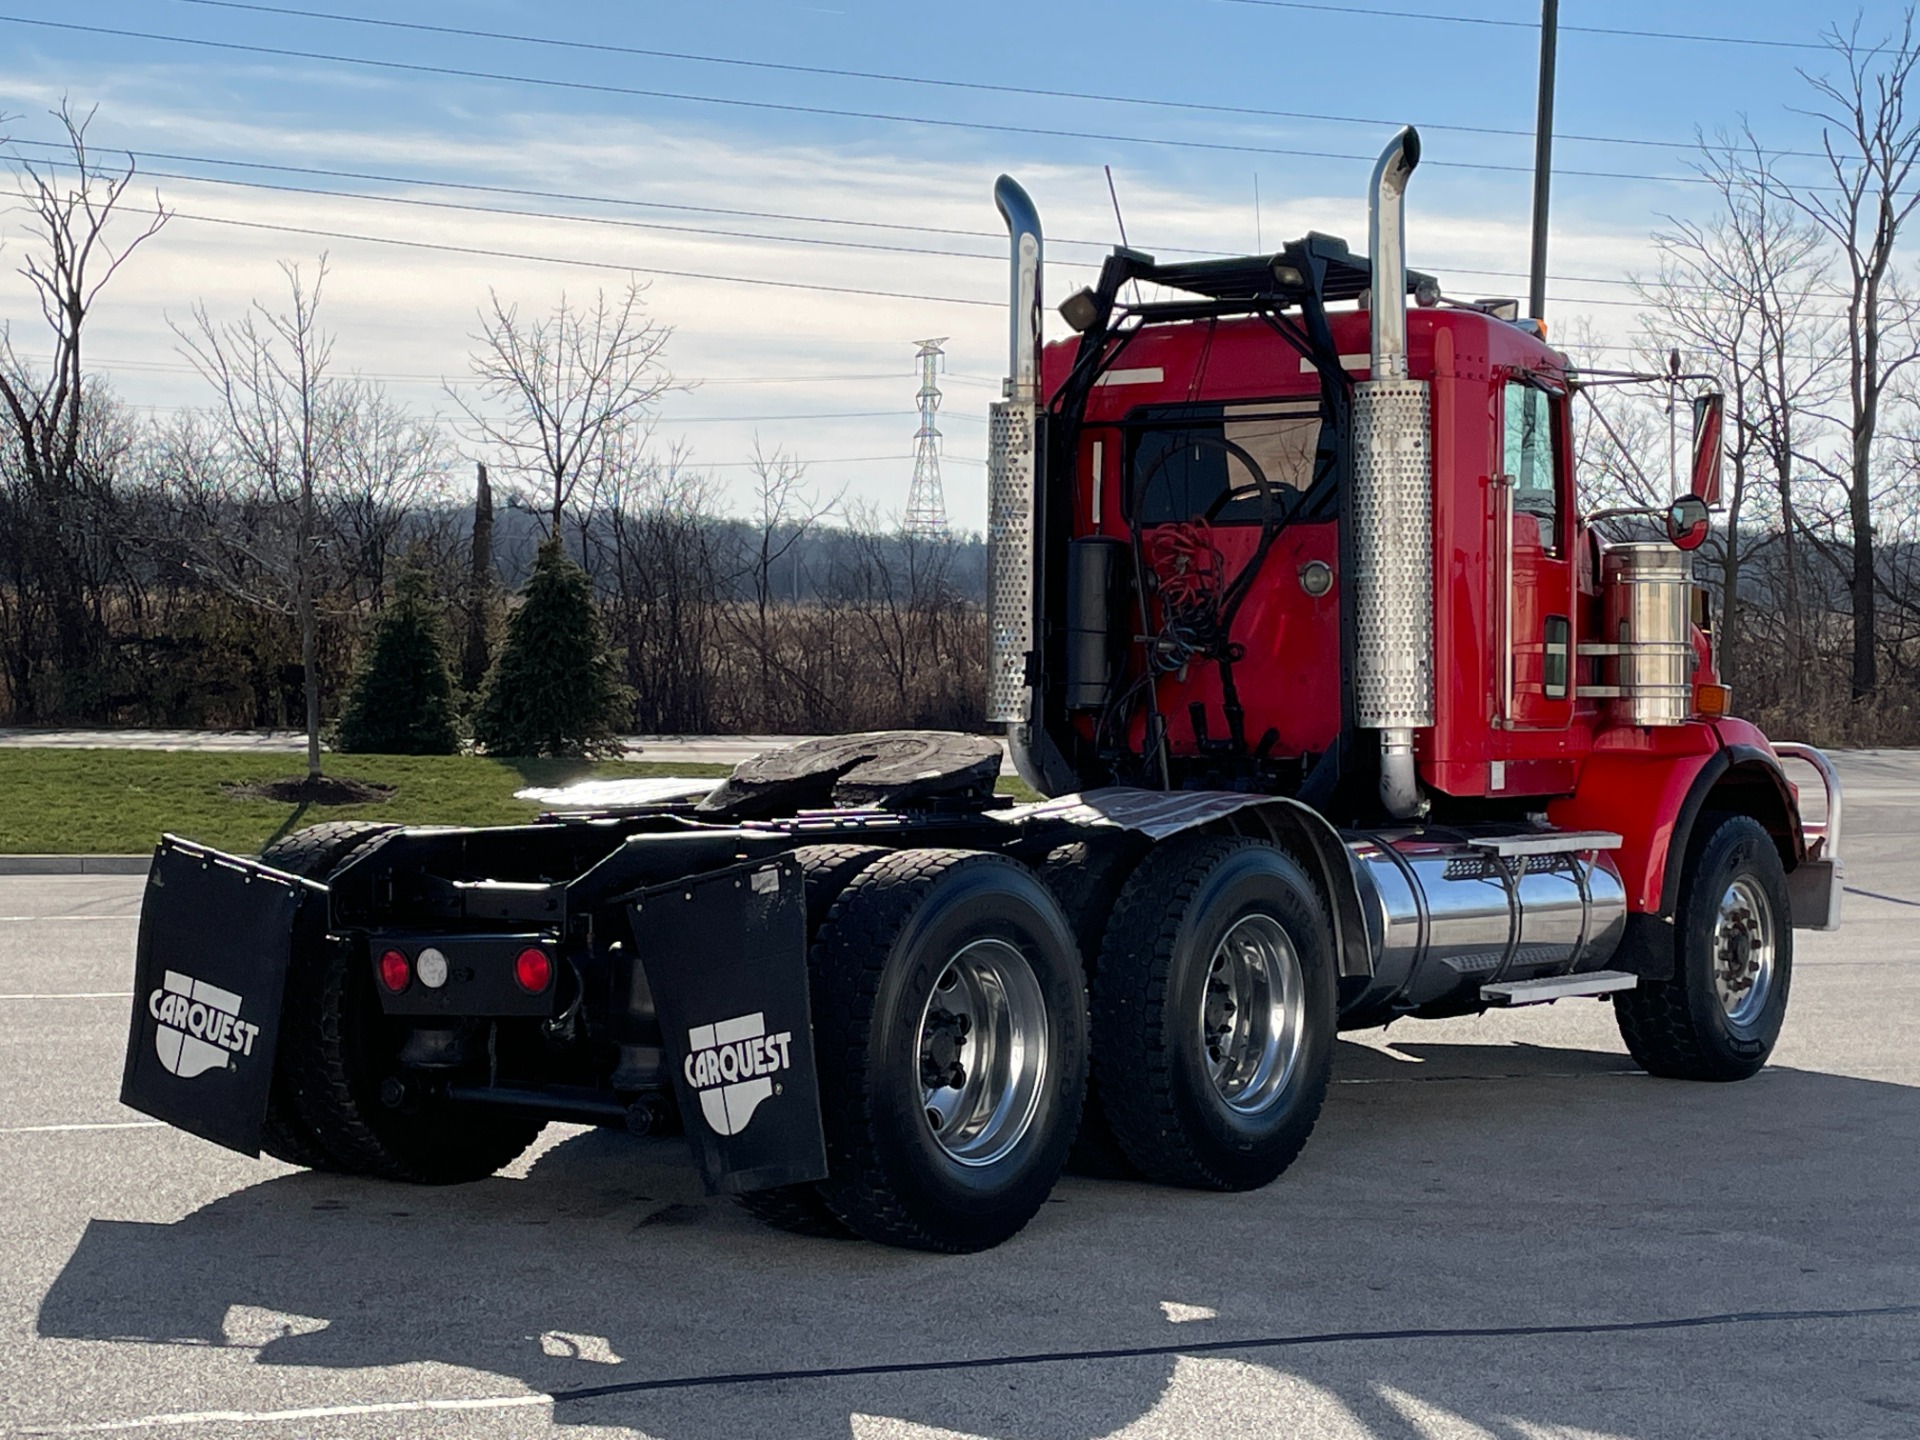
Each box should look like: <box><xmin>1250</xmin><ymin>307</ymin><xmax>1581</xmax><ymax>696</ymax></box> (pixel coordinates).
<box><xmin>1198</xmin><ymin>913</ymin><xmax>1307</xmax><ymax>1115</ymax></box>
<box><xmin>917</xmin><ymin>939</ymin><xmax>1049</xmax><ymax>1167</ymax></box>
<box><xmin>1712</xmin><ymin>875</ymin><xmax>1777</xmax><ymax>1028</ymax></box>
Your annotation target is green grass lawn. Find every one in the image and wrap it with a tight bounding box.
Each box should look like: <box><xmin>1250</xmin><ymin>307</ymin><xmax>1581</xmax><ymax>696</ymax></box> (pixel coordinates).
<box><xmin>0</xmin><ymin>748</ymin><xmax>1043</xmax><ymax>855</ymax></box>
<box><xmin>0</xmin><ymin>750</ymin><xmax>733</xmax><ymax>856</ymax></box>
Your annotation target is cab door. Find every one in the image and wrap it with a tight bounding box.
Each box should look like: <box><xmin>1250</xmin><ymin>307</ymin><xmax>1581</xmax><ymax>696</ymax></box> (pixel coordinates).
<box><xmin>1498</xmin><ymin>379</ymin><xmax>1575</xmax><ymax>732</ymax></box>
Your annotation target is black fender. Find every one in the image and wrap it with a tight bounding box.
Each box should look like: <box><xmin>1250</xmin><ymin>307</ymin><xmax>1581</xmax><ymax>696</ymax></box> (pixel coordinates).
<box><xmin>1000</xmin><ymin>787</ymin><xmax>1373</xmax><ymax>980</ymax></box>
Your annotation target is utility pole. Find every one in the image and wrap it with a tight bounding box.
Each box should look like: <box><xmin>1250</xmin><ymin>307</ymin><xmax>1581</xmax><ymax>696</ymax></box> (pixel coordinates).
<box><xmin>1528</xmin><ymin>0</ymin><xmax>1558</xmax><ymax>321</ymax></box>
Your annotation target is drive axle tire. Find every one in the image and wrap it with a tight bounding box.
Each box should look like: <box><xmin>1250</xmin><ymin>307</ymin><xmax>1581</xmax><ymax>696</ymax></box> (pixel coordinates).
<box><xmin>1614</xmin><ymin>813</ymin><xmax>1792</xmax><ymax>1082</ymax></box>
<box><xmin>264</xmin><ymin>822</ymin><xmax>543</xmax><ymax>1184</ymax></box>
<box><xmin>257</xmin><ymin>823</ymin><xmax>398</xmax><ymax>1170</ymax></box>
<box><xmin>735</xmin><ymin>845</ymin><xmax>888</xmax><ymax>1239</ymax></box>
<box><xmin>807</xmin><ymin>849</ymin><xmax>1088</xmax><ymax>1253</ymax></box>
<box><xmin>1092</xmin><ymin>835</ymin><xmax>1336</xmax><ymax>1191</ymax></box>
<box><xmin>1040</xmin><ymin>838</ymin><xmax>1148</xmax><ymax>1179</ymax></box>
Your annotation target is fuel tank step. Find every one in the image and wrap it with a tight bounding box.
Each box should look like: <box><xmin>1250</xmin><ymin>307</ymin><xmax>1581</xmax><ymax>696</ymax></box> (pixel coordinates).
<box><xmin>1480</xmin><ymin>970</ymin><xmax>1638</xmax><ymax>1006</ymax></box>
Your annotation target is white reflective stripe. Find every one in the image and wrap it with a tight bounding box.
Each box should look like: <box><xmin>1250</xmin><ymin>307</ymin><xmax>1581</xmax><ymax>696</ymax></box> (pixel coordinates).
<box><xmin>1299</xmin><ymin>354</ymin><xmax>1370</xmax><ymax>372</ymax></box>
<box><xmin>712</xmin><ymin>1012</ymin><xmax>765</xmax><ymax>1045</ymax></box>
<box><xmin>1095</xmin><ymin>366</ymin><xmax>1164</xmax><ymax>386</ymax></box>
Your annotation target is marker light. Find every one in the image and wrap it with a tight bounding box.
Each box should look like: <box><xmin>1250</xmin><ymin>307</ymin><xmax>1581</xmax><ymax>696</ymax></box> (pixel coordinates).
<box><xmin>514</xmin><ymin>947</ymin><xmax>553</xmax><ymax>993</ymax></box>
<box><xmin>378</xmin><ymin>949</ymin><xmax>411</xmax><ymax>994</ymax></box>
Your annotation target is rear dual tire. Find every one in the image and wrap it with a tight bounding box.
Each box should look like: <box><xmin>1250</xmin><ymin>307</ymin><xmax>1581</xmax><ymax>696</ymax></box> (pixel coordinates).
<box><xmin>259</xmin><ymin>823</ymin><xmax>544</xmax><ymax>1183</ymax></box>
<box><xmin>742</xmin><ymin>847</ymin><xmax>1088</xmax><ymax>1253</ymax></box>
<box><xmin>1092</xmin><ymin>836</ymin><xmax>1337</xmax><ymax>1191</ymax></box>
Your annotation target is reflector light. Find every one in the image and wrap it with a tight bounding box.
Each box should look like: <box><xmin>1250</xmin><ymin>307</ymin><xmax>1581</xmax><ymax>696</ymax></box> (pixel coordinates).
<box><xmin>514</xmin><ymin>947</ymin><xmax>553</xmax><ymax>993</ymax></box>
<box><xmin>1694</xmin><ymin>682</ymin><xmax>1732</xmax><ymax>718</ymax></box>
<box><xmin>378</xmin><ymin>949</ymin><xmax>411</xmax><ymax>993</ymax></box>
<box><xmin>416</xmin><ymin>947</ymin><xmax>449</xmax><ymax>989</ymax></box>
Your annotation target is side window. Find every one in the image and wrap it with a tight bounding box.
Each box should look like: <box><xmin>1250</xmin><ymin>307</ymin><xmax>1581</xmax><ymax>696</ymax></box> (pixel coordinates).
<box><xmin>1503</xmin><ymin>381</ymin><xmax>1558</xmax><ymax>540</ymax></box>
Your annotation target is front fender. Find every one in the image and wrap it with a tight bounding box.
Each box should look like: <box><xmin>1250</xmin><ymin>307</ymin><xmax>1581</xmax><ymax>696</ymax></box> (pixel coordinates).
<box><xmin>1549</xmin><ymin>720</ymin><xmax>1806</xmax><ymax>918</ymax></box>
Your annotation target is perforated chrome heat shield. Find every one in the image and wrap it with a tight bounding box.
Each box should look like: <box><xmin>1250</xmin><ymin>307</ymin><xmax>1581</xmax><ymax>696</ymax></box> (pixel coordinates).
<box><xmin>1350</xmin><ymin>378</ymin><xmax>1435</xmax><ymax>729</ymax></box>
<box><xmin>986</xmin><ymin>399</ymin><xmax>1038</xmax><ymax>723</ymax></box>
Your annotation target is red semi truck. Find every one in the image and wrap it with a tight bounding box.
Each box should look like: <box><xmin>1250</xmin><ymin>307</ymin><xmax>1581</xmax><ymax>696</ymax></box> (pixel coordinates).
<box><xmin>122</xmin><ymin>128</ymin><xmax>1841</xmax><ymax>1252</ymax></box>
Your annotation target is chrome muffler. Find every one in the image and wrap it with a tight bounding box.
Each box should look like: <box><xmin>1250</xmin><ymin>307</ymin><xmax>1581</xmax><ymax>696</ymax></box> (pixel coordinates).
<box><xmin>1351</xmin><ymin>127</ymin><xmax>1435</xmax><ymax>820</ymax></box>
<box><xmin>987</xmin><ymin>176</ymin><xmax>1043</xmax><ymax>729</ymax></box>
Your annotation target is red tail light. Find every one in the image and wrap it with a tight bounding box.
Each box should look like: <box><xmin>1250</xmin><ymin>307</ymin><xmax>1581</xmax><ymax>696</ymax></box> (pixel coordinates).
<box><xmin>378</xmin><ymin>949</ymin><xmax>411</xmax><ymax>993</ymax></box>
<box><xmin>514</xmin><ymin>947</ymin><xmax>553</xmax><ymax>993</ymax></box>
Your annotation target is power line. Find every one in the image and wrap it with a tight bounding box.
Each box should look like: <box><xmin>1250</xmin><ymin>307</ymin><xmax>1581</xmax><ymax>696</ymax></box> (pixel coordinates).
<box><xmin>0</xmin><ymin>137</ymin><xmax>1781</xmax><ymax>302</ymax></box>
<box><xmin>154</xmin><ymin>0</ymin><xmax>1816</xmax><ymax>159</ymax></box>
<box><xmin>0</xmin><ymin>14</ymin><xmax>1738</xmax><ymax>190</ymax></box>
<box><xmin>111</xmin><ymin>205</ymin><xmax>1003</xmax><ymax>308</ymax></box>
<box><xmin>1215</xmin><ymin>0</ymin><xmax>1832</xmax><ymax>53</ymax></box>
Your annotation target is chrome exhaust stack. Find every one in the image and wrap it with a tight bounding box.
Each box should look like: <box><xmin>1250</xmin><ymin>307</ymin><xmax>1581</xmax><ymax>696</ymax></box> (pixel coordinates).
<box><xmin>994</xmin><ymin>176</ymin><xmax>1043</xmax><ymax>405</ymax></box>
<box><xmin>1351</xmin><ymin>127</ymin><xmax>1434</xmax><ymax>820</ymax></box>
<box><xmin>986</xmin><ymin>176</ymin><xmax>1043</xmax><ymax>733</ymax></box>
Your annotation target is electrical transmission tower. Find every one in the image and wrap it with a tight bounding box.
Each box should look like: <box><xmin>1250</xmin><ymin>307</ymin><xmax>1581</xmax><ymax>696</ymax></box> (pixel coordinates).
<box><xmin>905</xmin><ymin>337</ymin><xmax>949</xmax><ymax>539</ymax></box>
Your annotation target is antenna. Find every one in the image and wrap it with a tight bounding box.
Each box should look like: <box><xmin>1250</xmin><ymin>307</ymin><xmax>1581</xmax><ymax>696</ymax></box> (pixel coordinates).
<box><xmin>905</xmin><ymin>338</ymin><xmax>949</xmax><ymax>540</ymax></box>
<box><xmin>1104</xmin><ymin>165</ymin><xmax>1144</xmax><ymax>304</ymax></box>
<box><xmin>1254</xmin><ymin>172</ymin><xmax>1263</xmax><ymax>253</ymax></box>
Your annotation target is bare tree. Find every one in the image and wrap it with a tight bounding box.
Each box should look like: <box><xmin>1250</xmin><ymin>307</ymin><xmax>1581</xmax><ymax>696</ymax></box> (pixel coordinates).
<box><xmin>171</xmin><ymin>259</ymin><xmax>344</xmax><ymax>780</ymax></box>
<box><xmin>1782</xmin><ymin>11</ymin><xmax>1920</xmax><ymax>697</ymax></box>
<box><xmin>0</xmin><ymin>102</ymin><xmax>166</xmax><ymax>717</ymax></box>
<box><xmin>452</xmin><ymin>283</ymin><xmax>676</xmax><ymax>535</ymax></box>
<box><xmin>725</xmin><ymin>439</ymin><xmax>838</xmax><ymax>727</ymax></box>
<box><xmin>583</xmin><ymin>434</ymin><xmax>724</xmax><ymax>733</ymax></box>
<box><xmin>329</xmin><ymin>380</ymin><xmax>446</xmax><ymax>609</ymax></box>
<box><xmin>1636</xmin><ymin>128</ymin><xmax>1837</xmax><ymax>690</ymax></box>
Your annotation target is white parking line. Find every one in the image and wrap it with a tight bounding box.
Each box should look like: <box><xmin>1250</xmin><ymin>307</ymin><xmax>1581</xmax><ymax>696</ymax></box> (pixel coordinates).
<box><xmin>0</xmin><ymin>992</ymin><xmax>133</xmax><ymax>1000</ymax></box>
<box><xmin>0</xmin><ymin>915</ymin><xmax>140</xmax><ymax>922</ymax></box>
<box><xmin>28</xmin><ymin>1391</ymin><xmax>553</xmax><ymax>1433</ymax></box>
<box><xmin>0</xmin><ymin>1121</ymin><xmax>166</xmax><ymax>1135</ymax></box>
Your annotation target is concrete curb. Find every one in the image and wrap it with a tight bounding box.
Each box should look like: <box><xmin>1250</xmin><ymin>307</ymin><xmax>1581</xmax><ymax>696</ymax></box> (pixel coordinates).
<box><xmin>0</xmin><ymin>855</ymin><xmax>151</xmax><ymax>876</ymax></box>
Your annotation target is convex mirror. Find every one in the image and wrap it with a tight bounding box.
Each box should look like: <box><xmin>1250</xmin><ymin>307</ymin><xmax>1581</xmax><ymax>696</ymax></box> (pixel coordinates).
<box><xmin>1667</xmin><ymin>494</ymin><xmax>1710</xmax><ymax>551</ymax></box>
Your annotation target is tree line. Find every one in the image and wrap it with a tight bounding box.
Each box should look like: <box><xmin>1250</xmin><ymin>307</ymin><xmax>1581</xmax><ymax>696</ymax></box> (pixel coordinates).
<box><xmin>0</xmin><ymin>107</ymin><xmax>985</xmax><ymax>759</ymax></box>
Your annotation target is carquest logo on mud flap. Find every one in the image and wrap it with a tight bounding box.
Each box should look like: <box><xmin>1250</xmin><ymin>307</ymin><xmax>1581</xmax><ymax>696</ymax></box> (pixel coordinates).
<box><xmin>148</xmin><ymin>969</ymin><xmax>260</xmax><ymax>1079</ymax></box>
<box><xmin>684</xmin><ymin>1013</ymin><xmax>792</xmax><ymax>1136</ymax></box>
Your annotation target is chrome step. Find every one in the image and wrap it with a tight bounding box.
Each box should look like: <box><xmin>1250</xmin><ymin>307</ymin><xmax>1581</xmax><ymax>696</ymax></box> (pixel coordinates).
<box><xmin>1469</xmin><ymin>830</ymin><xmax>1622</xmax><ymax>858</ymax></box>
<box><xmin>1481</xmin><ymin>970</ymin><xmax>1638</xmax><ymax>1006</ymax></box>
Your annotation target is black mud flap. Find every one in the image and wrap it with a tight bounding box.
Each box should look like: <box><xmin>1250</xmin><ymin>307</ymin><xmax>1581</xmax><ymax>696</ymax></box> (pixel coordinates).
<box><xmin>120</xmin><ymin>837</ymin><xmax>324</xmax><ymax>1157</ymax></box>
<box><xmin>633</xmin><ymin>854</ymin><xmax>829</xmax><ymax>1196</ymax></box>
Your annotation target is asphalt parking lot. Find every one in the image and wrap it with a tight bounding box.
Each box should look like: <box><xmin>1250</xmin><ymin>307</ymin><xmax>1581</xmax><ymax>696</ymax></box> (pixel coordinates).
<box><xmin>2</xmin><ymin>753</ymin><xmax>1917</xmax><ymax>1439</ymax></box>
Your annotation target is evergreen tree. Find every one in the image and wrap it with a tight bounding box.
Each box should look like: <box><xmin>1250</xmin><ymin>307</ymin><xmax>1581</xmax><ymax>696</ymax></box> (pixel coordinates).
<box><xmin>474</xmin><ymin>536</ymin><xmax>633</xmax><ymax>756</ymax></box>
<box><xmin>335</xmin><ymin>566</ymin><xmax>463</xmax><ymax>755</ymax></box>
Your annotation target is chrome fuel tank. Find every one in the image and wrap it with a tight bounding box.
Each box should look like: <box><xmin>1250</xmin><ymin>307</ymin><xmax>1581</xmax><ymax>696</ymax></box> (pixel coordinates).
<box><xmin>1341</xmin><ymin>830</ymin><xmax>1628</xmax><ymax>1023</ymax></box>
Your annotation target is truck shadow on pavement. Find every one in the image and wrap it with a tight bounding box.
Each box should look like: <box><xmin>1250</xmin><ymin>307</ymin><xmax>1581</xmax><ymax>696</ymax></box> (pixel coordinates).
<box><xmin>37</xmin><ymin>1039</ymin><xmax>1920</xmax><ymax>1439</ymax></box>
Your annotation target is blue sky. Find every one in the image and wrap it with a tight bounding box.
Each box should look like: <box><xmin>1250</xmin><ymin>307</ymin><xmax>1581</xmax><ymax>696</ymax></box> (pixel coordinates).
<box><xmin>0</xmin><ymin>1</ymin><xmax>1906</xmax><ymax>528</ymax></box>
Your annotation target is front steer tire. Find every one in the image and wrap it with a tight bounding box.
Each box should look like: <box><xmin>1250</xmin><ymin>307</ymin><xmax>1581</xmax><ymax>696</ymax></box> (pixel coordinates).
<box><xmin>1092</xmin><ymin>835</ymin><xmax>1337</xmax><ymax>1192</ymax></box>
<box><xmin>263</xmin><ymin>821</ymin><xmax>544</xmax><ymax>1184</ymax></box>
<box><xmin>1614</xmin><ymin>813</ymin><xmax>1793</xmax><ymax>1082</ymax></box>
<box><xmin>807</xmin><ymin>849</ymin><xmax>1088</xmax><ymax>1253</ymax></box>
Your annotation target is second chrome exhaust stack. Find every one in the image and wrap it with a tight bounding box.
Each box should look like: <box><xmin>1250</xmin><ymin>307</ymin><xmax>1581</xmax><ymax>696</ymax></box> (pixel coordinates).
<box><xmin>1351</xmin><ymin>127</ymin><xmax>1434</xmax><ymax>820</ymax></box>
<box><xmin>986</xmin><ymin>176</ymin><xmax>1043</xmax><ymax>735</ymax></box>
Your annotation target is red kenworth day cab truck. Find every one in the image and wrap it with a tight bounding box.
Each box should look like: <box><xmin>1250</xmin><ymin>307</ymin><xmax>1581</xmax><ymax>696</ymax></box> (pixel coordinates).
<box><xmin>122</xmin><ymin>128</ymin><xmax>1840</xmax><ymax>1252</ymax></box>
